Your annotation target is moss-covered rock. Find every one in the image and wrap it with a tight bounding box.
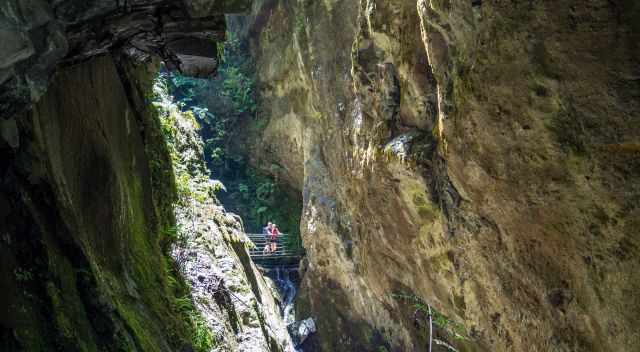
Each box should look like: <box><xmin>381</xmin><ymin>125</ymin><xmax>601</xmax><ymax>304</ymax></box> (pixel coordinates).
<box><xmin>153</xmin><ymin>72</ymin><xmax>296</xmax><ymax>352</ymax></box>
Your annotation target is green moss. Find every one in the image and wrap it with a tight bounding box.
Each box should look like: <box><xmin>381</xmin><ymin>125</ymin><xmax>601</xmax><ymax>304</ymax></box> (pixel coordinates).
<box><xmin>46</xmin><ymin>283</ymin><xmax>75</xmax><ymax>342</ymax></box>
<box><xmin>429</xmin><ymin>252</ymin><xmax>454</xmax><ymax>274</ymax></box>
<box><xmin>413</xmin><ymin>193</ymin><xmax>437</xmax><ymax>222</ymax></box>
<box><xmin>39</xmin><ymin>226</ymin><xmax>99</xmax><ymax>351</ymax></box>
<box><xmin>119</xmin><ymin>59</ymin><xmax>214</xmax><ymax>351</ymax></box>
<box><xmin>391</xmin><ymin>292</ymin><xmax>469</xmax><ymax>343</ymax></box>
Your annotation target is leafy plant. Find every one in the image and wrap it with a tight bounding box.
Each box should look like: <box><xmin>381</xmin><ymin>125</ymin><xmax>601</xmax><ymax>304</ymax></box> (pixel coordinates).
<box><xmin>168</xmin><ymin>74</ymin><xmax>209</xmax><ymax>105</ymax></box>
<box><xmin>176</xmin><ymin>173</ymin><xmax>193</xmax><ymax>200</ymax></box>
<box><xmin>14</xmin><ymin>268</ymin><xmax>33</xmax><ymax>282</ymax></box>
<box><xmin>238</xmin><ymin>183</ymin><xmax>249</xmax><ymax>199</ymax></box>
<box><xmin>209</xmin><ymin>180</ymin><xmax>226</xmax><ymax>193</ymax></box>
<box><xmin>391</xmin><ymin>292</ymin><xmax>468</xmax><ymax>341</ymax></box>
<box><xmin>209</xmin><ymin>147</ymin><xmax>225</xmax><ymax>166</ymax></box>
<box><xmin>255</xmin><ymin>181</ymin><xmax>274</xmax><ymax>201</ymax></box>
<box><xmin>162</xmin><ymin>225</ymin><xmax>182</xmax><ymax>242</ymax></box>
<box><xmin>191</xmin><ymin>313</ymin><xmax>216</xmax><ymax>351</ymax></box>
<box><xmin>174</xmin><ymin>295</ymin><xmax>217</xmax><ymax>351</ymax></box>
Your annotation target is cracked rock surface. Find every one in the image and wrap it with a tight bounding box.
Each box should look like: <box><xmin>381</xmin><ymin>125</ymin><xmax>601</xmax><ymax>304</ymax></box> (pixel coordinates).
<box><xmin>0</xmin><ymin>0</ymin><xmax>251</xmax><ymax>119</ymax></box>
<box><xmin>230</xmin><ymin>1</ymin><xmax>640</xmax><ymax>351</ymax></box>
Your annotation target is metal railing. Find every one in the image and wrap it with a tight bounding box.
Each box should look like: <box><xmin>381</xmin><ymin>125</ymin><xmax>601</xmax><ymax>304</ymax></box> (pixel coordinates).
<box><xmin>246</xmin><ymin>233</ymin><xmax>304</xmax><ymax>265</ymax></box>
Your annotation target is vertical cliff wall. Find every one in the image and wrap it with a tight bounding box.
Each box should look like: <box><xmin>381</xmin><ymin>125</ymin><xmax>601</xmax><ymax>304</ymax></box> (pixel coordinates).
<box><xmin>1</xmin><ymin>55</ymin><xmax>191</xmax><ymax>351</ymax></box>
<box><xmin>234</xmin><ymin>1</ymin><xmax>640</xmax><ymax>351</ymax></box>
<box><xmin>0</xmin><ymin>52</ymin><xmax>292</xmax><ymax>351</ymax></box>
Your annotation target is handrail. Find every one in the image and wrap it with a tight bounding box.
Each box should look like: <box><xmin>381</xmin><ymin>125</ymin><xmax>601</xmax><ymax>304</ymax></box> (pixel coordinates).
<box><xmin>246</xmin><ymin>233</ymin><xmax>304</xmax><ymax>265</ymax></box>
<box><xmin>246</xmin><ymin>233</ymin><xmax>291</xmax><ymax>236</ymax></box>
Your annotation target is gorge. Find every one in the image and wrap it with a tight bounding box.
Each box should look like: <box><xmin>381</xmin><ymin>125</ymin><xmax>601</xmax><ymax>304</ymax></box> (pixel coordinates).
<box><xmin>1</xmin><ymin>1</ymin><xmax>639</xmax><ymax>352</ymax></box>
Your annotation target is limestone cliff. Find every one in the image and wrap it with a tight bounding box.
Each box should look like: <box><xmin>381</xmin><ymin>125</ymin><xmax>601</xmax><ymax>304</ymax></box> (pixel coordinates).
<box><xmin>233</xmin><ymin>1</ymin><xmax>640</xmax><ymax>351</ymax></box>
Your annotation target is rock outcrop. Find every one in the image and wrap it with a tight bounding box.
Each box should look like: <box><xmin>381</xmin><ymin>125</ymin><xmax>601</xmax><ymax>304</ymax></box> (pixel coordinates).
<box><xmin>1</xmin><ymin>0</ymin><xmax>638</xmax><ymax>350</ymax></box>
<box><xmin>0</xmin><ymin>0</ymin><xmax>251</xmax><ymax>119</ymax></box>
<box><xmin>232</xmin><ymin>1</ymin><xmax>640</xmax><ymax>351</ymax></box>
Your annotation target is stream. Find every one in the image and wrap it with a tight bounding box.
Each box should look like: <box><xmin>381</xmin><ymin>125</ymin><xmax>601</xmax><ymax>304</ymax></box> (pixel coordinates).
<box><xmin>266</xmin><ymin>265</ymin><xmax>311</xmax><ymax>351</ymax></box>
<box><xmin>272</xmin><ymin>266</ymin><xmax>298</xmax><ymax>325</ymax></box>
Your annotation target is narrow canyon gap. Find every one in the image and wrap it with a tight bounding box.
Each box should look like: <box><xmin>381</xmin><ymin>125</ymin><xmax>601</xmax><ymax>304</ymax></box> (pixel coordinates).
<box><xmin>1</xmin><ymin>1</ymin><xmax>639</xmax><ymax>352</ymax></box>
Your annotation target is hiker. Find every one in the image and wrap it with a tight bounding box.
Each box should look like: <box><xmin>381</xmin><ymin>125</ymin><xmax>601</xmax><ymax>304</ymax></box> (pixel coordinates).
<box><xmin>262</xmin><ymin>222</ymin><xmax>273</xmax><ymax>254</ymax></box>
<box><xmin>263</xmin><ymin>222</ymin><xmax>273</xmax><ymax>240</ymax></box>
<box><xmin>270</xmin><ymin>224</ymin><xmax>281</xmax><ymax>252</ymax></box>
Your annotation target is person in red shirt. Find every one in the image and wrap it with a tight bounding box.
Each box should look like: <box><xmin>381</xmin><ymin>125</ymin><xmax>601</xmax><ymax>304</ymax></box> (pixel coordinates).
<box><xmin>270</xmin><ymin>224</ymin><xmax>281</xmax><ymax>252</ymax></box>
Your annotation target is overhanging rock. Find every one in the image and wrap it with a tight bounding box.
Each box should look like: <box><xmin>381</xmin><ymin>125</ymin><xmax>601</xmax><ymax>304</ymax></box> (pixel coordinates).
<box><xmin>0</xmin><ymin>0</ymin><xmax>253</xmax><ymax>119</ymax></box>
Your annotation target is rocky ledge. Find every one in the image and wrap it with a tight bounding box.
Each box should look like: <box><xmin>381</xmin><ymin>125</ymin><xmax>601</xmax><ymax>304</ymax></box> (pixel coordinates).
<box><xmin>0</xmin><ymin>0</ymin><xmax>251</xmax><ymax>119</ymax></box>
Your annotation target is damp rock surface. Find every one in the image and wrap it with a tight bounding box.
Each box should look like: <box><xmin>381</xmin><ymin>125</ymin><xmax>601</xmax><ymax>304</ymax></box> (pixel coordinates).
<box><xmin>155</xmin><ymin>80</ymin><xmax>295</xmax><ymax>351</ymax></box>
<box><xmin>231</xmin><ymin>0</ymin><xmax>640</xmax><ymax>351</ymax></box>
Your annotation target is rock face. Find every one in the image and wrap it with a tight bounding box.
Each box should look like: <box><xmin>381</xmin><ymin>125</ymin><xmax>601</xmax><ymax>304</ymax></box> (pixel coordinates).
<box><xmin>0</xmin><ymin>47</ymin><xmax>292</xmax><ymax>350</ymax></box>
<box><xmin>0</xmin><ymin>0</ymin><xmax>251</xmax><ymax>119</ymax></box>
<box><xmin>154</xmin><ymin>79</ymin><xmax>295</xmax><ymax>351</ymax></box>
<box><xmin>0</xmin><ymin>54</ymin><xmax>190</xmax><ymax>351</ymax></box>
<box><xmin>233</xmin><ymin>1</ymin><xmax>640</xmax><ymax>351</ymax></box>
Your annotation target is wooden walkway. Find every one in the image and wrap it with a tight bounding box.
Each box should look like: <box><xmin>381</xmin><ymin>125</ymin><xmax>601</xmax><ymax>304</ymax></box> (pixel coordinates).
<box><xmin>247</xmin><ymin>233</ymin><xmax>304</xmax><ymax>268</ymax></box>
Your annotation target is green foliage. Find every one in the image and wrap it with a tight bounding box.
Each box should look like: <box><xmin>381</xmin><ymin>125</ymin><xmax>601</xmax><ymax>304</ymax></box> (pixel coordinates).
<box><xmin>255</xmin><ymin>180</ymin><xmax>274</xmax><ymax>201</ymax></box>
<box><xmin>149</xmin><ymin>69</ymin><xmax>218</xmax><ymax>350</ymax></box>
<box><xmin>162</xmin><ymin>225</ymin><xmax>181</xmax><ymax>242</ymax></box>
<box><xmin>391</xmin><ymin>292</ymin><xmax>468</xmax><ymax>341</ymax></box>
<box><xmin>159</xmin><ymin>110</ymin><xmax>178</xmax><ymax>142</ymax></box>
<box><xmin>176</xmin><ymin>173</ymin><xmax>194</xmax><ymax>200</ymax></box>
<box><xmin>217</xmin><ymin>33</ymin><xmax>259</xmax><ymax>113</ymax></box>
<box><xmin>295</xmin><ymin>8</ymin><xmax>306</xmax><ymax>38</ymax></box>
<box><xmin>168</xmin><ymin>74</ymin><xmax>209</xmax><ymax>106</ymax></box>
<box><xmin>14</xmin><ymin>268</ymin><xmax>33</xmax><ymax>282</ymax></box>
<box><xmin>238</xmin><ymin>183</ymin><xmax>249</xmax><ymax>199</ymax></box>
<box><xmin>209</xmin><ymin>180</ymin><xmax>226</xmax><ymax>193</ymax></box>
<box><xmin>210</xmin><ymin>147</ymin><xmax>225</xmax><ymax>166</ymax></box>
<box><xmin>161</xmin><ymin>224</ymin><xmax>217</xmax><ymax>352</ymax></box>
<box><xmin>220</xmin><ymin>167</ymin><xmax>302</xmax><ymax>249</ymax></box>
<box><xmin>221</xmin><ymin>66</ymin><xmax>257</xmax><ymax>114</ymax></box>
<box><xmin>191</xmin><ymin>313</ymin><xmax>217</xmax><ymax>351</ymax></box>
<box><xmin>174</xmin><ymin>295</ymin><xmax>217</xmax><ymax>352</ymax></box>
<box><xmin>161</xmin><ymin>30</ymin><xmax>303</xmax><ymax>250</ymax></box>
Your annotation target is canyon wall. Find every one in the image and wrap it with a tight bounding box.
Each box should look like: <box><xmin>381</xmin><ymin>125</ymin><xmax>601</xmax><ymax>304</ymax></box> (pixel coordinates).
<box><xmin>1</xmin><ymin>54</ymin><xmax>194</xmax><ymax>351</ymax></box>
<box><xmin>235</xmin><ymin>0</ymin><xmax>640</xmax><ymax>351</ymax></box>
<box><xmin>0</xmin><ymin>0</ymin><xmax>301</xmax><ymax>350</ymax></box>
<box><xmin>0</xmin><ymin>51</ymin><xmax>291</xmax><ymax>351</ymax></box>
<box><xmin>154</xmin><ymin>76</ymin><xmax>295</xmax><ymax>351</ymax></box>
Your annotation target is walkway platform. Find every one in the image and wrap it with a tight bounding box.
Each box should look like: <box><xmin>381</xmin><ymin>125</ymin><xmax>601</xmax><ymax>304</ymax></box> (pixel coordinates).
<box><xmin>247</xmin><ymin>233</ymin><xmax>304</xmax><ymax>268</ymax></box>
